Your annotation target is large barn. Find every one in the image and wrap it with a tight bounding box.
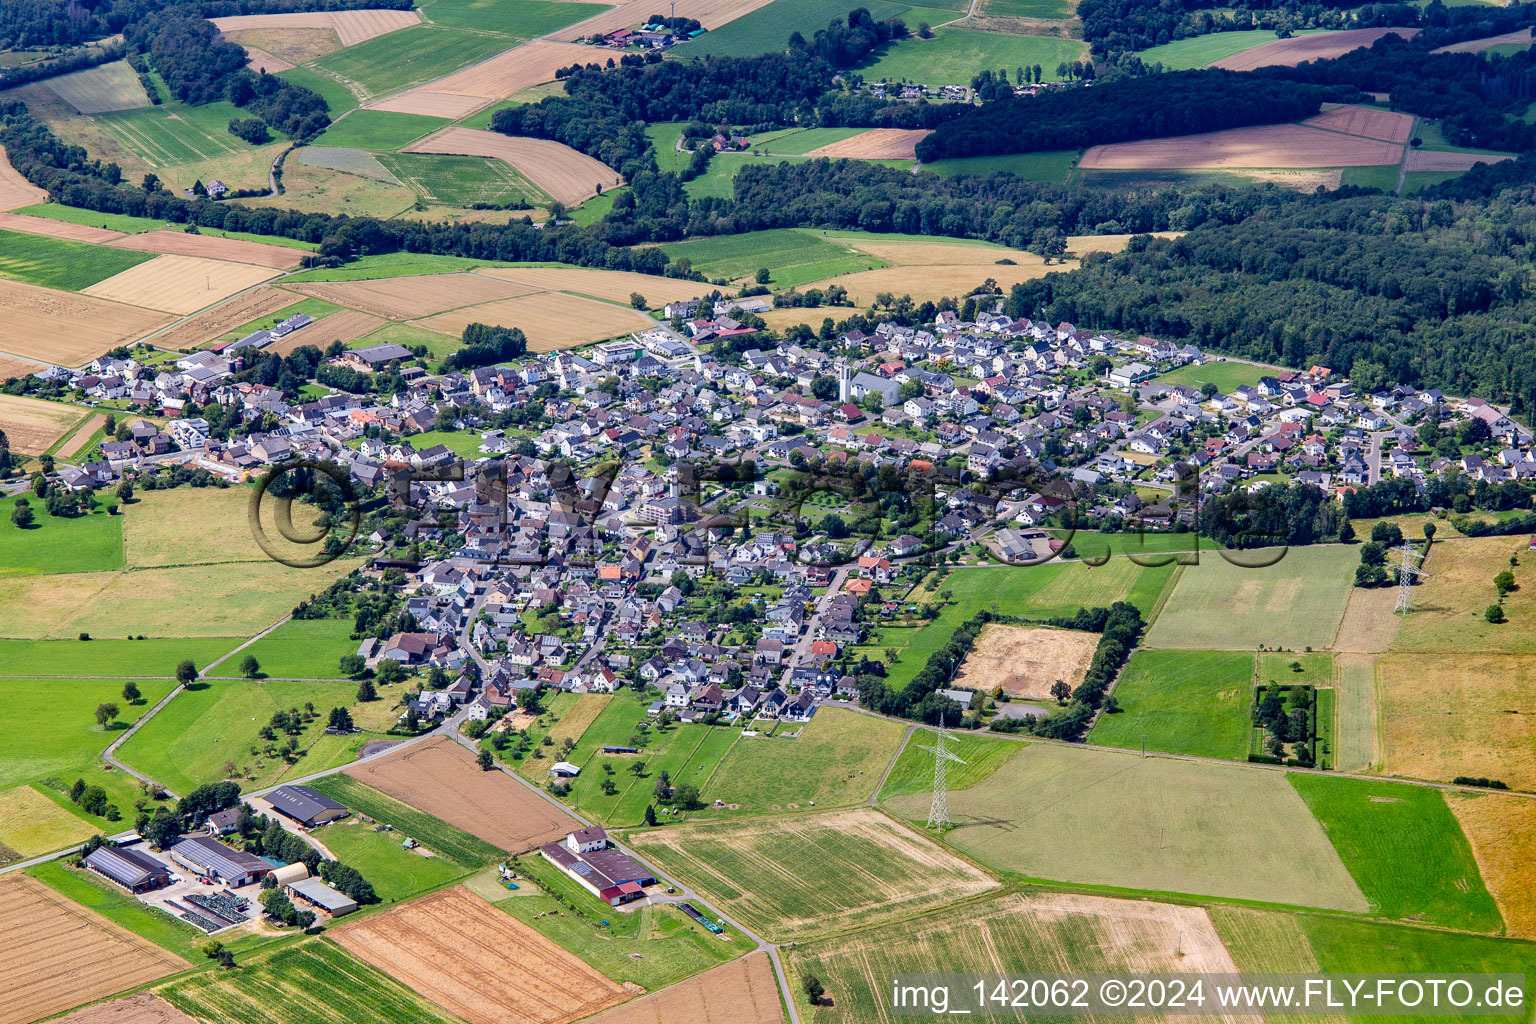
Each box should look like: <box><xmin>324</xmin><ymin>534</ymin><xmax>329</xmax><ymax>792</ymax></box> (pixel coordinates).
<box><xmin>83</xmin><ymin>845</ymin><xmax>171</xmax><ymax>893</ymax></box>
<box><xmin>540</xmin><ymin>827</ymin><xmax>656</xmax><ymax>906</ymax></box>
<box><xmin>265</xmin><ymin>785</ymin><xmax>350</xmax><ymax>827</ymax></box>
<box><xmin>170</xmin><ymin>836</ymin><xmax>271</xmax><ymax>886</ymax></box>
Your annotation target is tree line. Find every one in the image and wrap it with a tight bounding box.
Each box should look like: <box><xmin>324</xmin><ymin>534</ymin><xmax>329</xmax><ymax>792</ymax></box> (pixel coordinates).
<box><xmin>0</xmin><ymin>0</ymin><xmax>409</xmax><ymax>49</ymax></box>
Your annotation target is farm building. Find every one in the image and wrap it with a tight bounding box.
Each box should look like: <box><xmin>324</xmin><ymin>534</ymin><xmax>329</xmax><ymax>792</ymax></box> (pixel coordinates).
<box><xmin>550</xmin><ymin>761</ymin><xmax>581</xmax><ymax>778</ymax></box>
<box><xmin>286</xmin><ymin>877</ymin><xmax>358</xmax><ymax>917</ymax></box>
<box><xmin>169</xmin><ymin>836</ymin><xmax>272</xmax><ymax>886</ymax></box>
<box><xmin>83</xmin><ymin>845</ymin><xmax>171</xmax><ymax>893</ymax></box>
<box><xmin>266</xmin><ymin>784</ymin><xmax>350</xmax><ymax>827</ymax></box>
<box><xmin>540</xmin><ymin>828</ymin><xmax>656</xmax><ymax>906</ymax></box>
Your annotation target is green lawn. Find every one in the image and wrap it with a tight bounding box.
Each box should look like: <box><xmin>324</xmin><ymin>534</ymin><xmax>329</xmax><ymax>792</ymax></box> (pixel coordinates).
<box><xmin>922</xmin><ymin>149</ymin><xmax>1079</xmax><ymax>182</ymax></box>
<box><xmin>28</xmin><ymin>858</ymin><xmax>206</xmax><ymax>958</ymax></box>
<box><xmin>417</xmin><ymin>0</ymin><xmax>607</xmax><ymax>35</ymax></box>
<box><xmin>311</xmin><ymin>25</ymin><xmax>515</xmax><ymax>98</ymax></box>
<box><xmin>377</xmin><ymin>151</ymin><xmax>549</xmax><ymax>207</ymax></box>
<box><xmin>315</xmin><ymin>817</ymin><xmax>471</xmax><ymax>902</ymax></box>
<box><xmin>678</xmin><ymin>0</ymin><xmax>963</xmax><ymax>57</ymax></box>
<box><xmin>659</xmin><ymin>228</ymin><xmax>888</xmax><ymax>285</ymax></box>
<box><xmin>276</xmin><ymin>65</ymin><xmax>361</xmax><ymax>115</ymax></box>
<box><xmin>354</xmin><ymin>322</ymin><xmax>463</xmax><ymax>362</ymax></box>
<box><xmin>229</xmin><ymin>618</ymin><xmax>358</xmax><ymax>679</ymax></box>
<box><xmin>307</xmin><ymin>774</ymin><xmax>509</xmax><ymax>866</ymax></box>
<box><xmin>311</xmin><ymin>110</ymin><xmax>450</xmax><ymax>151</ymax></box>
<box><xmin>756</xmin><ymin>126</ymin><xmax>869</xmax><ymax>154</ymax></box>
<box><xmin>1135</xmin><ymin>28</ymin><xmax>1331</xmax><ymax>70</ymax></box>
<box><xmin>399</xmin><ymin>427</ymin><xmax>491</xmax><ymax>459</ymax></box>
<box><xmin>860</xmin><ymin>28</ymin><xmax>1087</xmax><ymax>86</ymax></box>
<box><xmin>1155</xmin><ymin>359</ymin><xmax>1272</xmax><ymax>393</ymax></box>
<box><xmin>1288</xmin><ymin>773</ymin><xmax>1502</xmax><ymax>932</ymax></box>
<box><xmin>0</xmin><ymin>228</ymin><xmax>153</xmax><ymax>290</ymax></box>
<box><xmin>1088</xmin><ymin>649</ymin><xmax>1255</xmax><ymax>759</ymax></box>
<box><xmin>0</xmin><ymin>636</ymin><xmax>239</xmax><ymax>675</ymax></box>
<box><xmin>877</xmin><ymin>726</ymin><xmax>1019</xmax><ymax>799</ymax></box>
<box><xmin>96</xmin><ymin>99</ymin><xmax>281</xmax><ymax>168</ymax></box>
<box><xmin>0</xmin><ymin>495</ymin><xmax>124</xmax><ymax>576</ymax></box>
<box><xmin>1341</xmin><ymin>163</ymin><xmax>1404</xmax><ymax>192</ymax></box>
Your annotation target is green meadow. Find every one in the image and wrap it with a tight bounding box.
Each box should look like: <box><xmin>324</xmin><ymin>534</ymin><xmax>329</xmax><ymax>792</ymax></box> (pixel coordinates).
<box><xmin>226</xmin><ymin>618</ymin><xmax>359</xmax><ymax>679</ymax></box>
<box><xmin>0</xmin><ymin>496</ymin><xmax>124</xmax><ymax>576</ymax></box>
<box><xmin>1088</xmin><ymin>649</ymin><xmax>1255</xmax><ymax>759</ymax></box>
<box><xmin>0</xmin><ymin>229</ymin><xmax>152</xmax><ymax>290</ymax></box>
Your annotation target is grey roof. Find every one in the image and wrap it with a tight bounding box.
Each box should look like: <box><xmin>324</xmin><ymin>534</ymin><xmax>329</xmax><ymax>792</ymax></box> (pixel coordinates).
<box><xmin>288</xmin><ymin>876</ymin><xmax>358</xmax><ymax>912</ymax></box>
<box><xmin>171</xmin><ymin>835</ymin><xmax>270</xmax><ymax>879</ymax></box>
<box><xmin>84</xmin><ymin>846</ymin><xmax>167</xmax><ymax>887</ymax></box>
<box><xmin>266</xmin><ymin>784</ymin><xmax>347</xmax><ymax>824</ymax></box>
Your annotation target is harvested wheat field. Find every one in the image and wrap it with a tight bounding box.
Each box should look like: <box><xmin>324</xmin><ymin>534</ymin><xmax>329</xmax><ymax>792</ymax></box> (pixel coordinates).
<box><xmin>554</xmin><ymin>0</ymin><xmax>775</xmax><ymax>40</ymax></box>
<box><xmin>83</xmin><ymin>255</ymin><xmax>280</xmax><ymax>314</ymax></box>
<box><xmin>107</xmin><ymin>229</ymin><xmax>305</xmax><ymax>270</ymax></box>
<box><xmin>0</xmin><ymin>280</ymin><xmax>169</xmax><ymax>363</ymax></box>
<box><xmin>225</xmin><ymin>26</ymin><xmax>344</xmax><ymax>64</ymax></box>
<box><xmin>0</xmin><ymin>145</ymin><xmax>47</xmax><ymax>211</ymax></box>
<box><xmin>368</xmin><ymin>40</ymin><xmax>592</xmax><ymax>117</ymax></box>
<box><xmin>57</xmin><ymin>412</ymin><xmax>107</xmax><ymax>459</ymax></box>
<box><xmin>1081</xmin><ymin>124</ymin><xmax>1403</xmax><ymax>170</ymax></box>
<box><xmin>147</xmin><ymin>286</ymin><xmax>294</xmax><ymax>351</ymax></box>
<box><xmin>1447</xmin><ymin>792</ymin><xmax>1536</xmax><ymax>939</ymax></box>
<box><xmin>211</xmin><ymin>9</ymin><xmax>420</xmax><ymax>46</ymax></box>
<box><xmin>1066</xmin><ymin>231</ymin><xmax>1183</xmax><ymax>253</ymax></box>
<box><xmin>290</xmin><ymin>273</ymin><xmax>537</xmax><ymax>319</ymax></box>
<box><xmin>332</xmin><ymin>886</ymin><xmax>628</xmax><ymax>1024</ymax></box>
<box><xmin>271</xmin><ymin>310</ymin><xmax>385</xmax><ymax>354</ymax></box>
<box><xmin>1302</xmin><ymin>103</ymin><xmax>1415</xmax><ymax>143</ymax></box>
<box><xmin>841</xmin><ymin>238</ymin><xmax>1040</xmax><ymax>266</ymax></box>
<box><xmin>346</xmin><ymin>736</ymin><xmax>578</xmax><ymax>852</ymax></box>
<box><xmin>477</xmin><ymin>265</ymin><xmax>717</xmax><ymax>305</ymax></box>
<box><xmin>804</xmin><ymin>261</ymin><xmax>1060</xmax><ymax>305</ymax></box>
<box><xmin>0</xmin><ymin>212</ymin><xmax>123</xmax><ymax>242</ymax></box>
<box><xmin>580</xmin><ymin>953</ymin><xmax>783</xmax><ymax>1024</ymax></box>
<box><xmin>420</xmin><ymin>291</ymin><xmax>655</xmax><ymax>351</ymax></box>
<box><xmin>1211</xmin><ymin>26</ymin><xmax>1420</xmax><ymax>70</ymax></box>
<box><xmin>954</xmin><ymin>624</ymin><xmax>1100</xmax><ymax>700</ymax></box>
<box><xmin>405</xmin><ymin>127</ymin><xmax>618</xmax><ymax>206</ymax></box>
<box><xmin>0</xmin><ymin>874</ymin><xmax>188</xmax><ymax>1024</ymax></box>
<box><xmin>1404</xmin><ymin>149</ymin><xmax>1514</xmax><ymax>172</ymax></box>
<box><xmin>241</xmin><ymin>45</ymin><xmax>295</xmax><ymax>73</ymax></box>
<box><xmin>51</xmin><ymin>994</ymin><xmax>199</xmax><ymax>1024</ymax></box>
<box><xmin>1433</xmin><ymin>27</ymin><xmax>1532</xmax><ymax>53</ymax></box>
<box><xmin>756</xmin><ymin>306</ymin><xmax>873</xmax><ymax>332</ymax></box>
<box><xmin>0</xmin><ymin>393</ymin><xmax>87</xmax><ymax>453</ymax></box>
<box><xmin>807</xmin><ymin>128</ymin><xmax>929</xmax><ymax>159</ymax></box>
<box><xmin>0</xmin><ymin>353</ymin><xmax>45</xmax><ymax>383</ymax></box>
<box><xmin>1331</xmin><ymin>583</ymin><xmax>1401</xmax><ymax>653</ymax></box>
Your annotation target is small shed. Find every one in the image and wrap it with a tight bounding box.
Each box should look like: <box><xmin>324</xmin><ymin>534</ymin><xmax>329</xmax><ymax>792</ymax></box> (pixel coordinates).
<box><xmin>550</xmin><ymin>761</ymin><xmax>581</xmax><ymax>778</ymax></box>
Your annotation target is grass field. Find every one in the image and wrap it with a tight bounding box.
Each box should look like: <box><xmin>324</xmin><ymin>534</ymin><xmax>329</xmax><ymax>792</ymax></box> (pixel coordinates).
<box><xmin>377</xmin><ymin>151</ymin><xmax>548</xmax><ymax>207</ymax></box>
<box><xmin>419</xmin><ymin>0</ymin><xmax>606</xmax><ymax>35</ymax></box>
<box><xmin>96</xmin><ymin>100</ymin><xmax>283</xmax><ymax>179</ymax></box>
<box><xmin>984</xmin><ymin>0</ymin><xmax>1070</xmax><ymax>15</ymax></box>
<box><xmin>1342</xmin><ymin>163</ymin><xmax>1406</xmax><ymax>192</ymax></box>
<box><xmin>677</xmin><ymin>0</ymin><xmax>963</xmax><ymax>58</ymax></box>
<box><xmin>316</xmin><ymin>816</ymin><xmax>472</xmax><ymax>902</ymax></box>
<box><xmin>163</xmin><ymin>939</ymin><xmax>466</xmax><ymax>1024</ymax></box>
<box><xmin>878</xmin><ymin>727</ymin><xmax>1019</xmax><ymax>799</ymax></box>
<box><xmin>0</xmin><ymin>784</ymin><xmax>96</xmax><ymax>858</ymax></box>
<box><xmin>921</xmin><ymin>149</ymin><xmax>1079</xmax><ymax>182</ymax></box>
<box><xmin>1143</xmin><ymin>544</ymin><xmax>1355</xmax><ymax>650</ymax></box>
<box><xmin>659</xmin><ymin>228</ymin><xmax>888</xmax><ymax>286</ymax></box>
<box><xmin>0</xmin><ymin>495</ymin><xmax>123</xmax><ymax>576</ymax></box>
<box><xmin>277</xmin><ymin>65</ymin><xmax>361</xmax><ymax>115</ymax></box>
<box><xmin>1155</xmin><ymin>359</ymin><xmax>1273</xmax><ymax>393</ymax></box>
<box><xmin>1288</xmin><ymin>773</ymin><xmax>1501</xmax><ymax>932</ymax></box>
<box><xmin>1136</xmin><ymin>28</ymin><xmax>1331</xmax><ymax>70</ymax></box>
<box><xmin>1088</xmin><ymin>649</ymin><xmax>1255</xmax><ymax>759</ymax></box>
<box><xmin>859</xmin><ymin>28</ymin><xmax>1087</xmax><ymax>86</ymax></box>
<box><xmin>885</xmin><ymin>742</ymin><xmax>1367</xmax><ymax>910</ymax></box>
<box><xmin>0</xmin><ymin>228</ymin><xmax>152</xmax><ymax>290</ymax></box>
<box><xmin>312</xmin><ymin>110</ymin><xmax>449</xmax><ymax>150</ymax></box>
<box><xmin>11</xmin><ymin>203</ymin><xmax>321</xmax><ymax>250</ymax></box>
<box><xmin>1392</xmin><ymin>537</ymin><xmax>1536</xmax><ymax>654</ymax></box>
<box><xmin>116</xmin><ymin>677</ymin><xmax>383</xmax><ymax>794</ymax></box>
<box><xmin>311</xmin><ymin>25</ymin><xmax>515</xmax><ymax>98</ymax></box>
<box><xmin>628</xmin><ymin>807</ymin><xmax>998</xmax><ymax>941</ymax></box>
<box><xmin>307</xmin><ymin>773</ymin><xmax>510</xmax><ymax>866</ymax></box>
<box><xmin>0</xmin><ymin>636</ymin><xmax>239</xmax><ymax>676</ymax></box>
<box><xmin>229</xmin><ymin>618</ymin><xmax>359</xmax><ymax>679</ymax></box>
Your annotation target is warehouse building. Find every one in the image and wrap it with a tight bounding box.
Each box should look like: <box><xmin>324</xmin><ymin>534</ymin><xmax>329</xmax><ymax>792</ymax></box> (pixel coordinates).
<box><xmin>286</xmin><ymin>877</ymin><xmax>358</xmax><ymax>917</ymax></box>
<box><xmin>265</xmin><ymin>785</ymin><xmax>349</xmax><ymax>827</ymax></box>
<box><xmin>170</xmin><ymin>836</ymin><xmax>271</xmax><ymax>887</ymax></box>
<box><xmin>83</xmin><ymin>846</ymin><xmax>171</xmax><ymax>893</ymax></box>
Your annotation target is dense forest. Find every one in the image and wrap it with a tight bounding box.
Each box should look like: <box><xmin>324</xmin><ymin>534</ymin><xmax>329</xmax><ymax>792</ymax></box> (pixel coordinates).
<box><xmin>0</xmin><ymin>0</ymin><xmax>409</xmax><ymax>49</ymax></box>
<box><xmin>914</xmin><ymin>71</ymin><xmax>1344</xmax><ymax>160</ymax></box>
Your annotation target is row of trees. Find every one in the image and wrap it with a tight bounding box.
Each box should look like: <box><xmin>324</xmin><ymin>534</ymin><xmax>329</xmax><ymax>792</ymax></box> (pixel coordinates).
<box><xmin>0</xmin><ymin>0</ymin><xmax>410</xmax><ymax>49</ymax></box>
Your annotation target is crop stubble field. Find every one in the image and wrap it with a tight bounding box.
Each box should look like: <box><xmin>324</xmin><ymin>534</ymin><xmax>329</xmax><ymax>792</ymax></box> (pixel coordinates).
<box><xmin>0</xmin><ymin>212</ymin><xmax>124</xmax><ymax>242</ymax></box>
<box><xmin>1302</xmin><ymin>104</ymin><xmax>1415</xmax><ymax>143</ymax></box>
<box><xmin>148</xmin><ymin>286</ymin><xmax>294</xmax><ymax>350</ymax></box>
<box><xmin>209</xmin><ymin>9</ymin><xmax>421</xmax><ymax>46</ymax></box>
<box><xmin>332</xmin><ymin>886</ymin><xmax>629</xmax><ymax>1024</ymax></box>
<box><xmin>271</xmin><ymin>310</ymin><xmax>386</xmax><ymax>353</ymax></box>
<box><xmin>289</xmin><ymin>272</ymin><xmax>535</xmax><ymax>318</ymax></box>
<box><xmin>107</xmin><ymin>229</ymin><xmax>305</xmax><ymax>270</ymax></box>
<box><xmin>578</xmin><ymin>951</ymin><xmax>783</xmax><ymax>1024</ymax></box>
<box><xmin>367</xmin><ymin>40</ymin><xmax>594</xmax><ymax>118</ymax></box>
<box><xmin>420</xmin><ymin>290</ymin><xmax>655</xmax><ymax>350</ymax></box>
<box><xmin>0</xmin><ymin>144</ymin><xmax>48</xmax><ymax>211</ymax></box>
<box><xmin>0</xmin><ymin>393</ymin><xmax>87</xmax><ymax>453</ymax></box>
<box><xmin>1081</xmin><ymin>124</ymin><xmax>1404</xmax><ymax>170</ymax></box>
<box><xmin>952</xmin><ymin>623</ymin><xmax>1099</xmax><ymax>699</ymax></box>
<box><xmin>345</xmin><ymin>736</ymin><xmax>579</xmax><ymax>852</ymax></box>
<box><xmin>51</xmin><ymin>994</ymin><xmax>200</xmax><ymax>1024</ymax></box>
<box><xmin>405</xmin><ymin>127</ymin><xmax>619</xmax><ymax>206</ymax></box>
<box><xmin>1447</xmin><ymin>792</ymin><xmax>1536</xmax><ymax>939</ymax></box>
<box><xmin>551</xmin><ymin>0</ymin><xmax>778</xmax><ymax>41</ymax></box>
<box><xmin>628</xmin><ymin>807</ymin><xmax>998</xmax><ymax>941</ymax></box>
<box><xmin>806</xmin><ymin>128</ymin><xmax>930</xmax><ymax>159</ymax></box>
<box><xmin>1211</xmin><ymin>27</ymin><xmax>1421</xmax><ymax>70</ymax></box>
<box><xmin>82</xmin><ymin>255</ymin><xmax>279</xmax><ymax>314</ymax></box>
<box><xmin>0</xmin><ymin>874</ymin><xmax>188</xmax><ymax>1024</ymax></box>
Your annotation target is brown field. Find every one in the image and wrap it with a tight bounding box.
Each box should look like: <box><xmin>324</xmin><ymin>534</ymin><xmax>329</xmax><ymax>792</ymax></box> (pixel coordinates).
<box><xmin>346</xmin><ymin>736</ymin><xmax>578</xmax><ymax>852</ymax></box>
<box><xmin>553</xmin><ymin>0</ymin><xmax>777</xmax><ymax>41</ymax></box>
<box><xmin>52</xmin><ymin>994</ymin><xmax>200</xmax><ymax>1024</ymax></box>
<box><xmin>1378</xmin><ymin>652</ymin><xmax>1536</xmax><ymax>791</ymax></box>
<box><xmin>332</xmin><ymin>886</ymin><xmax>628</xmax><ymax>1024</ymax></box>
<box><xmin>1331</xmin><ymin>583</ymin><xmax>1401</xmax><ymax>653</ymax></box>
<box><xmin>1066</xmin><ymin>230</ymin><xmax>1183</xmax><ymax>254</ymax></box>
<box><xmin>210</xmin><ymin>9</ymin><xmax>420</xmax><ymax>46</ymax></box>
<box><xmin>1081</xmin><ymin>124</ymin><xmax>1403</xmax><ymax>170</ymax></box>
<box><xmin>756</xmin><ymin>306</ymin><xmax>873</xmax><ymax>332</ymax></box>
<box><xmin>1404</xmin><ymin>149</ymin><xmax>1514</xmax><ymax>172</ymax></box>
<box><xmin>803</xmin><ymin>261</ymin><xmax>1061</xmax><ymax>305</ymax></box>
<box><xmin>241</xmin><ymin>45</ymin><xmax>295</xmax><ymax>73</ymax></box>
<box><xmin>1391</xmin><ymin>537</ymin><xmax>1536</xmax><ymax>654</ymax></box>
<box><xmin>146</xmin><ymin>286</ymin><xmax>294</xmax><ymax>351</ymax></box>
<box><xmin>236</xmin><ymin>161</ymin><xmax>416</xmax><ymax>219</ymax></box>
<box><xmin>807</xmin><ymin>128</ymin><xmax>930</xmax><ymax>160</ymax></box>
<box><xmin>225</xmin><ymin>26</ymin><xmax>343</xmax><ymax>64</ymax></box>
<box><xmin>106</xmin><ymin>229</ymin><xmax>305</xmax><ymax>270</ymax></box>
<box><xmin>1211</xmin><ymin>26</ymin><xmax>1421</xmax><ymax>70</ymax></box>
<box><xmin>420</xmin><ymin>290</ymin><xmax>655</xmax><ymax>351</ymax></box>
<box><xmin>953</xmin><ymin>624</ymin><xmax>1099</xmax><ymax>700</ymax></box>
<box><xmin>0</xmin><ymin>393</ymin><xmax>87</xmax><ymax>453</ymax></box>
<box><xmin>289</xmin><ymin>273</ymin><xmax>537</xmax><ymax>319</ymax></box>
<box><xmin>0</xmin><ymin>212</ymin><xmax>123</xmax><ymax>242</ymax></box>
<box><xmin>367</xmin><ymin>40</ymin><xmax>593</xmax><ymax>117</ymax></box>
<box><xmin>477</xmin><ymin>265</ymin><xmax>717</xmax><ymax>305</ymax></box>
<box><xmin>405</xmin><ymin>127</ymin><xmax>619</xmax><ymax>206</ymax></box>
<box><xmin>57</xmin><ymin>412</ymin><xmax>107</xmax><ymax>459</ymax></box>
<box><xmin>1447</xmin><ymin>792</ymin><xmax>1536</xmax><ymax>939</ymax></box>
<box><xmin>840</xmin><ymin>238</ymin><xmax>1041</xmax><ymax>266</ymax></box>
<box><xmin>0</xmin><ymin>353</ymin><xmax>46</xmax><ymax>383</ymax></box>
<box><xmin>580</xmin><ymin>952</ymin><xmax>783</xmax><ymax>1024</ymax></box>
<box><xmin>82</xmin><ymin>255</ymin><xmax>281</xmax><ymax>314</ymax></box>
<box><xmin>1433</xmin><ymin>27</ymin><xmax>1532</xmax><ymax>53</ymax></box>
<box><xmin>0</xmin><ymin>144</ymin><xmax>47</xmax><ymax>211</ymax></box>
<box><xmin>0</xmin><ymin>874</ymin><xmax>189</xmax><ymax>1024</ymax></box>
<box><xmin>1302</xmin><ymin>103</ymin><xmax>1415</xmax><ymax>143</ymax></box>
<box><xmin>271</xmin><ymin>310</ymin><xmax>386</xmax><ymax>354</ymax></box>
